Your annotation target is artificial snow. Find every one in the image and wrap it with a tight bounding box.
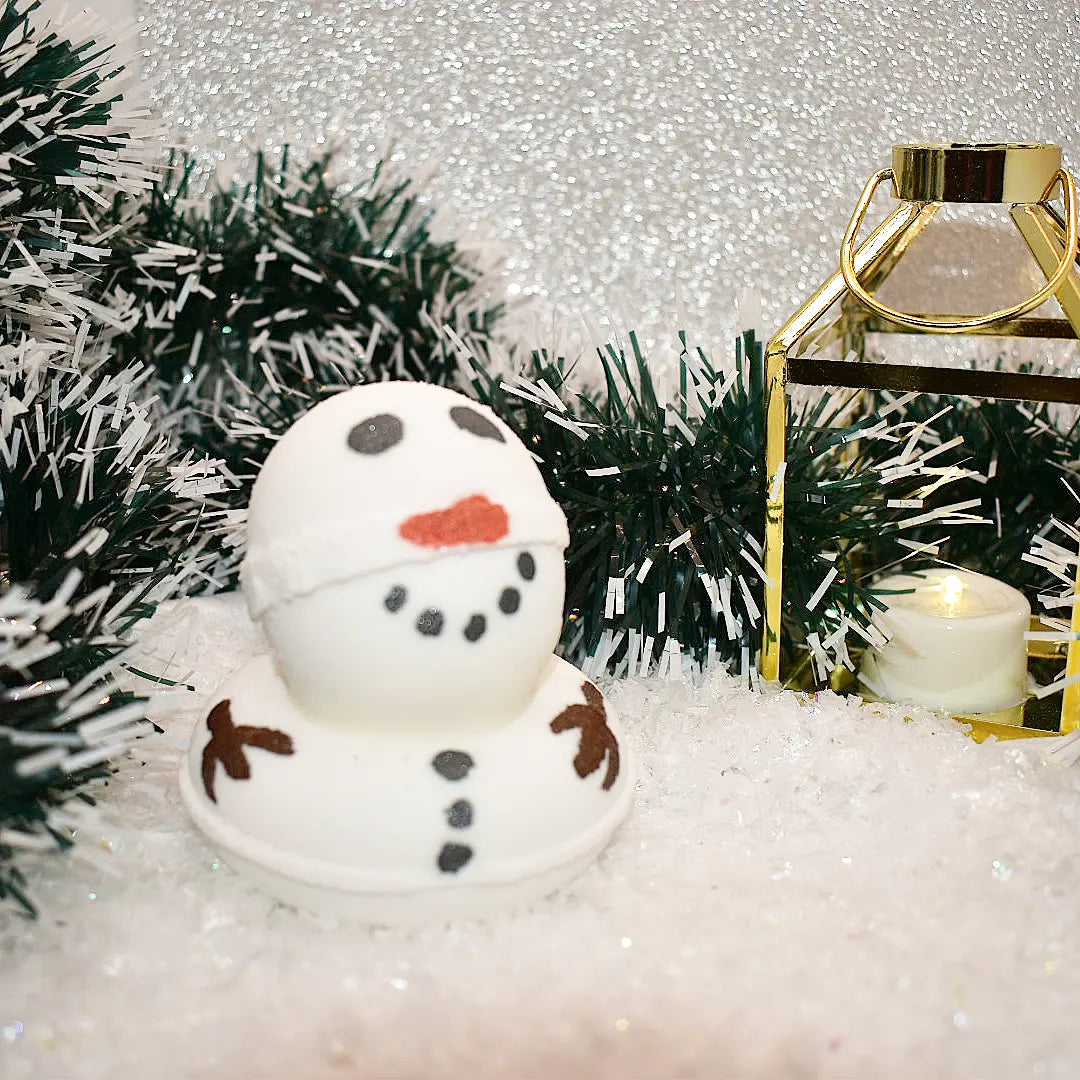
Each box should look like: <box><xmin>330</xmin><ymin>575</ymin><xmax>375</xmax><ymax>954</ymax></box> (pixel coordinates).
<box><xmin>4</xmin><ymin>593</ymin><xmax>1080</xmax><ymax>1078</ymax></box>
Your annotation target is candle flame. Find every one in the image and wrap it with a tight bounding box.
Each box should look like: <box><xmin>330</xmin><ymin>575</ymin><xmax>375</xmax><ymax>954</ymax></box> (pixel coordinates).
<box><xmin>940</xmin><ymin>573</ymin><xmax>965</xmax><ymax>615</ymax></box>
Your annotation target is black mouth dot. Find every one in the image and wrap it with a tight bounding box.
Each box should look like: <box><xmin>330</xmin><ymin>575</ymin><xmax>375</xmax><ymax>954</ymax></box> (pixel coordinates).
<box><xmin>445</xmin><ymin>799</ymin><xmax>474</xmax><ymax>829</ymax></box>
<box><xmin>498</xmin><ymin>587</ymin><xmax>521</xmax><ymax>615</ymax></box>
<box><xmin>437</xmin><ymin>842</ymin><xmax>474</xmax><ymax>874</ymax></box>
<box><xmin>432</xmin><ymin>750</ymin><xmax>474</xmax><ymax>781</ymax></box>
<box><xmin>384</xmin><ymin>585</ymin><xmax>407</xmax><ymax>613</ymax></box>
<box><xmin>463</xmin><ymin>614</ymin><xmax>486</xmax><ymax>642</ymax></box>
<box><xmin>416</xmin><ymin>608</ymin><xmax>444</xmax><ymax>636</ymax></box>
<box><xmin>517</xmin><ymin>551</ymin><xmax>536</xmax><ymax>581</ymax></box>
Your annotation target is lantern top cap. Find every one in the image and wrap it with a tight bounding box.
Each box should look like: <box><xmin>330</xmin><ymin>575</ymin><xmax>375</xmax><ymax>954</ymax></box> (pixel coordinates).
<box><xmin>891</xmin><ymin>142</ymin><xmax>1062</xmax><ymax>204</ymax></box>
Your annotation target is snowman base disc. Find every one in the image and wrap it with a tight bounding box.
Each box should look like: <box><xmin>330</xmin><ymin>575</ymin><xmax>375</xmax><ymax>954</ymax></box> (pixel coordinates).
<box><xmin>180</xmin><ymin>653</ymin><xmax>633</xmax><ymax>923</ymax></box>
<box><xmin>177</xmin><ymin>789</ymin><xmax>617</xmax><ymax>923</ymax></box>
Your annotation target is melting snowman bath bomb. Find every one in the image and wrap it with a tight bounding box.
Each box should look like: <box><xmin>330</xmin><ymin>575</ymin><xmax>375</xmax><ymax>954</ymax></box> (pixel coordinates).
<box><xmin>180</xmin><ymin>382</ymin><xmax>634</xmax><ymax>921</ymax></box>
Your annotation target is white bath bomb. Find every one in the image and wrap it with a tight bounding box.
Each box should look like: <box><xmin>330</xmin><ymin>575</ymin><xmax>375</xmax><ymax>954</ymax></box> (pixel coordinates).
<box><xmin>181</xmin><ymin>383</ymin><xmax>634</xmax><ymax>921</ymax></box>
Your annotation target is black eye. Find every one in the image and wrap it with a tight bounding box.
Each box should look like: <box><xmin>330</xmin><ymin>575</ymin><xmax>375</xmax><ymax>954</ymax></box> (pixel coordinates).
<box><xmin>347</xmin><ymin>413</ymin><xmax>403</xmax><ymax>454</ymax></box>
<box><xmin>450</xmin><ymin>405</ymin><xmax>505</xmax><ymax>443</ymax></box>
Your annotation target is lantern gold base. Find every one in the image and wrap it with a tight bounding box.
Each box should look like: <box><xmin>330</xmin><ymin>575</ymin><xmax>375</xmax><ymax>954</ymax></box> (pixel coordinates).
<box><xmin>852</xmin><ymin>691</ymin><xmax>1064</xmax><ymax>743</ymax></box>
<box><xmin>860</xmin><ymin>689</ymin><xmax>1064</xmax><ymax>743</ymax></box>
<box><xmin>962</xmin><ymin>712</ymin><xmax>1062</xmax><ymax>744</ymax></box>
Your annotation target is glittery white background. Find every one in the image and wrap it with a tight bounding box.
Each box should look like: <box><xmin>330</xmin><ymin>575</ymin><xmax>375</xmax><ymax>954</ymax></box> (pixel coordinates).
<box><xmin>8</xmin><ymin>5</ymin><xmax>1080</xmax><ymax>1078</ymax></box>
<box><xmin>137</xmin><ymin>0</ymin><xmax>1080</xmax><ymax>352</ymax></box>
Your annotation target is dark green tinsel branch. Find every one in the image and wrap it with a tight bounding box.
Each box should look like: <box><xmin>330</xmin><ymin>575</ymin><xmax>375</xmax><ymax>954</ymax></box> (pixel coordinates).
<box><xmin>467</xmin><ymin>329</ymin><xmax>972</xmax><ymax>681</ymax></box>
<box><xmin>0</xmin><ymin>0</ymin><xmax>212</xmax><ymax>915</ymax></box>
<box><xmin>25</xmin><ymin>146</ymin><xmax>509</xmax><ymax>585</ymax></box>
<box><xmin>103</xmin><ymin>149</ymin><xmax>504</xmax><ymax>489</ymax></box>
<box><xmin>0</xmin><ymin>1</ymin><xmax>136</xmax><ymax>210</ymax></box>
<box><xmin>0</xmin><ymin>338</ymin><xmax>229</xmax><ymax>914</ymax></box>
<box><xmin>868</xmin><ymin>388</ymin><xmax>1080</xmax><ymax>594</ymax></box>
<box><xmin>0</xmin><ymin>351</ymin><xmax>232</xmax><ymax>597</ymax></box>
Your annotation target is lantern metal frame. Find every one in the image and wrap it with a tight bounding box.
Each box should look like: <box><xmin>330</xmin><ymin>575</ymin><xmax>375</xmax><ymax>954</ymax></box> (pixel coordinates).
<box><xmin>761</xmin><ymin>142</ymin><xmax>1080</xmax><ymax>740</ymax></box>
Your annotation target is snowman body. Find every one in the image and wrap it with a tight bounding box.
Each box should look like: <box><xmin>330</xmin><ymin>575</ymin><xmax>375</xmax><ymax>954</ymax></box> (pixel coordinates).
<box><xmin>180</xmin><ymin>381</ymin><xmax>634</xmax><ymax>921</ymax></box>
<box><xmin>181</xmin><ymin>652</ymin><xmax>631</xmax><ymax>921</ymax></box>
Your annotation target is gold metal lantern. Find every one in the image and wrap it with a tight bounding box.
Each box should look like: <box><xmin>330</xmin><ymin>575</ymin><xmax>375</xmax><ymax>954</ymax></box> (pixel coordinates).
<box><xmin>761</xmin><ymin>142</ymin><xmax>1080</xmax><ymax>740</ymax></box>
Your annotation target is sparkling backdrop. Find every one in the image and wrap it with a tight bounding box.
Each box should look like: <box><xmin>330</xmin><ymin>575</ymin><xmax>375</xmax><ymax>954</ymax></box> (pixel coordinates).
<box><xmin>138</xmin><ymin>0</ymin><xmax>1080</xmax><ymax>352</ymax></box>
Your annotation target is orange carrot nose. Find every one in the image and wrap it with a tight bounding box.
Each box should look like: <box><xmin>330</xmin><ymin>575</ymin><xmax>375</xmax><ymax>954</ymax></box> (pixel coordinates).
<box><xmin>399</xmin><ymin>494</ymin><xmax>510</xmax><ymax>548</ymax></box>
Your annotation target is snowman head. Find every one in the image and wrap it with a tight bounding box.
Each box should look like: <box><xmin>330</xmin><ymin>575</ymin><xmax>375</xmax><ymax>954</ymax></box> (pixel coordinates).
<box><xmin>242</xmin><ymin>382</ymin><xmax>569</xmax><ymax>729</ymax></box>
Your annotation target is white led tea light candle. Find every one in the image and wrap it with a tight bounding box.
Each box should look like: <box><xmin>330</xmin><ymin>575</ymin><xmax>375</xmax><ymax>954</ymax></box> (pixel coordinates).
<box><xmin>859</xmin><ymin>568</ymin><xmax>1030</xmax><ymax>714</ymax></box>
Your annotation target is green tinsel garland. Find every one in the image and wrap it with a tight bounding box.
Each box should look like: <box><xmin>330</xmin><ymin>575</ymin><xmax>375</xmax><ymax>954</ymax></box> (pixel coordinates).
<box><xmin>0</xmin><ymin>348</ymin><xmax>231</xmax><ymax>916</ymax></box>
<box><xmin>869</xmin><ymin>388</ymin><xmax>1079</xmax><ymax>594</ymax></box>
<box><xmin>0</xmin><ymin>0</ymin><xmax>227</xmax><ymax>914</ymax></box>
<box><xmin>102</xmin><ymin>148</ymin><xmax>504</xmax><ymax>510</ymax></box>
<box><xmin>0</xmin><ymin>573</ymin><xmax>144</xmax><ymax>915</ymax></box>
<box><xmin>465</xmin><ymin>328</ymin><xmax>977</xmax><ymax>680</ymax></box>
